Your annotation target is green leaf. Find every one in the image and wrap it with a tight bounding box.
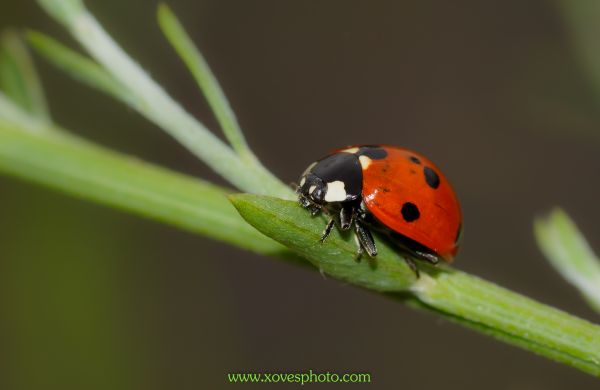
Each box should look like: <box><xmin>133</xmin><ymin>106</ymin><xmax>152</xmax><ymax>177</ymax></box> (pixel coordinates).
<box><xmin>157</xmin><ymin>3</ymin><xmax>255</xmax><ymax>162</ymax></box>
<box><xmin>230</xmin><ymin>194</ymin><xmax>418</xmax><ymax>291</ymax></box>
<box><xmin>231</xmin><ymin>194</ymin><xmax>600</xmax><ymax>376</ymax></box>
<box><xmin>535</xmin><ymin>208</ymin><xmax>600</xmax><ymax>313</ymax></box>
<box><xmin>0</xmin><ymin>30</ymin><xmax>50</xmax><ymax>122</ymax></box>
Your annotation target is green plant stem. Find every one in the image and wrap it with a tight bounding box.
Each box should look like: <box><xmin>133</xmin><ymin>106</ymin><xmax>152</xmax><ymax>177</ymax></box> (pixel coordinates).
<box><xmin>35</xmin><ymin>0</ymin><xmax>293</xmax><ymax>199</ymax></box>
<box><xmin>231</xmin><ymin>194</ymin><xmax>600</xmax><ymax>376</ymax></box>
<box><xmin>0</xmin><ymin>30</ymin><xmax>50</xmax><ymax>122</ymax></box>
<box><xmin>0</xmin><ymin>123</ymin><xmax>296</xmax><ymax>260</ymax></box>
<box><xmin>0</xmin><ymin>91</ymin><xmax>47</xmax><ymax>132</ymax></box>
<box><xmin>413</xmin><ymin>272</ymin><xmax>600</xmax><ymax>375</ymax></box>
<box><xmin>157</xmin><ymin>3</ymin><xmax>255</xmax><ymax>162</ymax></box>
<box><xmin>26</xmin><ymin>31</ymin><xmax>136</xmax><ymax>108</ymax></box>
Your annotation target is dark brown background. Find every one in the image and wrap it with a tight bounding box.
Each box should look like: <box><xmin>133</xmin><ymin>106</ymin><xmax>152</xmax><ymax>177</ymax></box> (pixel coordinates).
<box><xmin>1</xmin><ymin>1</ymin><xmax>600</xmax><ymax>389</ymax></box>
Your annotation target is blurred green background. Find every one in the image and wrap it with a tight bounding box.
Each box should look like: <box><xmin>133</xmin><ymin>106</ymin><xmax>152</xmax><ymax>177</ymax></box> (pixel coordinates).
<box><xmin>2</xmin><ymin>1</ymin><xmax>600</xmax><ymax>389</ymax></box>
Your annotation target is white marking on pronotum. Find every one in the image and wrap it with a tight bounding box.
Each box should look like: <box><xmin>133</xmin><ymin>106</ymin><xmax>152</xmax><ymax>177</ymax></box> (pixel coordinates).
<box><xmin>309</xmin><ymin>185</ymin><xmax>317</xmax><ymax>194</ymax></box>
<box><xmin>358</xmin><ymin>155</ymin><xmax>372</xmax><ymax>169</ymax></box>
<box><xmin>342</xmin><ymin>147</ymin><xmax>359</xmax><ymax>153</ymax></box>
<box><xmin>299</xmin><ymin>177</ymin><xmax>306</xmax><ymax>186</ymax></box>
<box><xmin>324</xmin><ymin>180</ymin><xmax>347</xmax><ymax>202</ymax></box>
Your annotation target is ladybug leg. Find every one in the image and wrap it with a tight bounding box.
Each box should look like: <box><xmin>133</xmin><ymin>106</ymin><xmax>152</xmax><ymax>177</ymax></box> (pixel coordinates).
<box><xmin>403</xmin><ymin>257</ymin><xmax>420</xmax><ymax>278</ymax></box>
<box><xmin>298</xmin><ymin>194</ymin><xmax>311</xmax><ymax>208</ymax></box>
<box><xmin>298</xmin><ymin>194</ymin><xmax>322</xmax><ymax>215</ymax></box>
<box><xmin>354</xmin><ymin>221</ymin><xmax>377</xmax><ymax>257</ymax></box>
<box><xmin>339</xmin><ymin>205</ymin><xmax>354</xmax><ymax>230</ymax></box>
<box><xmin>414</xmin><ymin>250</ymin><xmax>439</xmax><ymax>265</ymax></box>
<box><xmin>351</xmin><ymin>232</ymin><xmax>368</xmax><ymax>261</ymax></box>
<box><xmin>320</xmin><ymin>218</ymin><xmax>335</xmax><ymax>243</ymax></box>
<box><xmin>309</xmin><ymin>205</ymin><xmax>321</xmax><ymax>216</ymax></box>
<box><xmin>354</xmin><ymin>234</ymin><xmax>364</xmax><ymax>260</ymax></box>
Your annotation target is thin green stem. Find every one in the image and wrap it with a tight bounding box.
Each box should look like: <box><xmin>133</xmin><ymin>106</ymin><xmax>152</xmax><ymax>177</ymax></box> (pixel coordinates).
<box><xmin>157</xmin><ymin>3</ymin><xmax>255</xmax><ymax>162</ymax></box>
<box><xmin>0</xmin><ymin>30</ymin><xmax>50</xmax><ymax>122</ymax></box>
<box><xmin>26</xmin><ymin>31</ymin><xmax>136</xmax><ymax>108</ymax></box>
<box><xmin>413</xmin><ymin>271</ymin><xmax>600</xmax><ymax>375</ymax></box>
<box><xmin>35</xmin><ymin>0</ymin><xmax>293</xmax><ymax>199</ymax></box>
<box><xmin>0</xmin><ymin>91</ymin><xmax>47</xmax><ymax>132</ymax></box>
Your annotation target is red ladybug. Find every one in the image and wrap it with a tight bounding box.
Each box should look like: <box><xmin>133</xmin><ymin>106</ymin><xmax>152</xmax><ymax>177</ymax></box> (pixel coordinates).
<box><xmin>297</xmin><ymin>145</ymin><xmax>462</xmax><ymax>275</ymax></box>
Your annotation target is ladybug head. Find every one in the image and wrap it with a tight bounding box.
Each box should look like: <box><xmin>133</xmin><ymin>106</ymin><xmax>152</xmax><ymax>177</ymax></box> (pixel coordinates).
<box><xmin>297</xmin><ymin>171</ymin><xmax>327</xmax><ymax>205</ymax></box>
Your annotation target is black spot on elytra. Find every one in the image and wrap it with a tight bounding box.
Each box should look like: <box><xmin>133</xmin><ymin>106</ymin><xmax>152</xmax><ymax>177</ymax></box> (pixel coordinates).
<box><xmin>381</xmin><ymin>187</ymin><xmax>390</xmax><ymax>193</ymax></box>
<box><xmin>409</xmin><ymin>156</ymin><xmax>421</xmax><ymax>164</ymax></box>
<box><xmin>401</xmin><ymin>202</ymin><xmax>420</xmax><ymax>222</ymax></box>
<box><xmin>424</xmin><ymin>166</ymin><xmax>440</xmax><ymax>189</ymax></box>
<box><xmin>357</xmin><ymin>146</ymin><xmax>388</xmax><ymax>160</ymax></box>
<box><xmin>409</xmin><ymin>169</ymin><xmax>416</xmax><ymax>174</ymax></box>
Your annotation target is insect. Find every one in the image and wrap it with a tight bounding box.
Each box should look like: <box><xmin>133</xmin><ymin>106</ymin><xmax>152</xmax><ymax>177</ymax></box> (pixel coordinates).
<box><xmin>297</xmin><ymin>145</ymin><xmax>462</xmax><ymax>275</ymax></box>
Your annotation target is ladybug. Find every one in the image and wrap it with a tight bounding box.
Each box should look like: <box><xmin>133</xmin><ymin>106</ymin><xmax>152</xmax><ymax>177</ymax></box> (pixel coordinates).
<box><xmin>297</xmin><ymin>145</ymin><xmax>462</xmax><ymax>275</ymax></box>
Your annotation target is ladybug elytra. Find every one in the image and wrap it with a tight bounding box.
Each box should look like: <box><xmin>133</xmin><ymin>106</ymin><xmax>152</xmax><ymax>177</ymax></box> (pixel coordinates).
<box><xmin>297</xmin><ymin>145</ymin><xmax>462</xmax><ymax>275</ymax></box>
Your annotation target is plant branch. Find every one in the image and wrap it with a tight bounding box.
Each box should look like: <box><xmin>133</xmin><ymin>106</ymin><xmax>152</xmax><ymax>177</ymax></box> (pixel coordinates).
<box><xmin>157</xmin><ymin>4</ymin><xmax>255</xmax><ymax>162</ymax></box>
<box><xmin>0</xmin><ymin>91</ymin><xmax>48</xmax><ymax>132</ymax></box>
<box><xmin>35</xmin><ymin>0</ymin><xmax>293</xmax><ymax>199</ymax></box>
<box><xmin>231</xmin><ymin>194</ymin><xmax>600</xmax><ymax>376</ymax></box>
<box><xmin>0</xmin><ymin>30</ymin><xmax>50</xmax><ymax>122</ymax></box>
<box><xmin>26</xmin><ymin>31</ymin><xmax>136</xmax><ymax>108</ymax></box>
<box><xmin>0</xmin><ymin>122</ymin><xmax>299</xmax><ymax>261</ymax></box>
